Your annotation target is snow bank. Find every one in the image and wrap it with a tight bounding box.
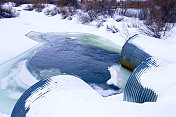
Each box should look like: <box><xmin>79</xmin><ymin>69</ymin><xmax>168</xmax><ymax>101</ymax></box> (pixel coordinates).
<box><xmin>130</xmin><ymin>34</ymin><xmax>176</xmax><ymax>62</ymax></box>
<box><xmin>24</xmin><ymin>75</ymin><xmax>103</xmax><ymax>117</ymax></box>
<box><xmin>120</xmin><ymin>33</ymin><xmax>176</xmax><ymax>103</ymax></box>
<box><xmin>90</xmin><ymin>83</ymin><xmax>122</xmax><ymax>97</ymax></box>
<box><xmin>0</xmin><ymin>113</ymin><xmax>9</xmax><ymax>117</ymax></box>
<box><xmin>125</xmin><ymin>33</ymin><xmax>176</xmax><ymax>99</ymax></box>
<box><xmin>12</xmin><ymin>74</ymin><xmax>176</xmax><ymax>117</ymax></box>
<box><xmin>107</xmin><ymin>65</ymin><xmax>131</xmax><ymax>89</ymax></box>
<box><xmin>0</xmin><ymin>18</ymin><xmax>38</xmax><ymax>64</ymax></box>
<box><xmin>138</xmin><ymin>57</ymin><xmax>176</xmax><ymax>101</ymax></box>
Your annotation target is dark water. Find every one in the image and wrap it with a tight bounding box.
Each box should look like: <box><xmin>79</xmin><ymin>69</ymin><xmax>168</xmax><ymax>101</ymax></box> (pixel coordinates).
<box><xmin>27</xmin><ymin>35</ymin><xmax>120</xmax><ymax>90</ymax></box>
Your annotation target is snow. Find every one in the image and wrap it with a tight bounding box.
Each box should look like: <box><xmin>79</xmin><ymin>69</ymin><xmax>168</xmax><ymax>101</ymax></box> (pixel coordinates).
<box><xmin>25</xmin><ymin>75</ymin><xmax>103</xmax><ymax>117</ymax></box>
<box><xmin>130</xmin><ymin>34</ymin><xmax>176</xmax><ymax>62</ymax></box>
<box><xmin>1</xmin><ymin>60</ymin><xmax>38</xmax><ymax>91</ymax></box>
<box><xmin>0</xmin><ymin>113</ymin><xmax>9</xmax><ymax>117</ymax></box>
<box><xmin>24</xmin><ymin>75</ymin><xmax>176</xmax><ymax>117</ymax></box>
<box><xmin>0</xmin><ymin>3</ymin><xmax>176</xmax><ymax>117</ymax></box>
<box><xmin>0</xmin><ymin>60</ymin><xmax>39</xmax><ymax>115</ymax></box>
<box><xmin>14</xmin><ymin>60</ymin><xmax>38</xmax><ymax>89</ymax></box>
<box><xmin>90</xmin><ymin>83</ymin><xmax>122</xmax><ymax>97</ymax></box>
<box><xmin>138</xmin><ymin>58</ymin><xmax>176</xmax><ymax>101</ymax></box>
<box><xmin>0</xmin><ymin>17</ymin><xmax>38</xmax><ymax>64</ymax></box>
<box><xmin>107</xmin><ymin>65</ymin><xmax>131</xmax><ymax>89</ymax></box>
<box><xmin>127</xmin><ymin>32</ymin><xmax>176</xmax><ymax>103</ymax></box>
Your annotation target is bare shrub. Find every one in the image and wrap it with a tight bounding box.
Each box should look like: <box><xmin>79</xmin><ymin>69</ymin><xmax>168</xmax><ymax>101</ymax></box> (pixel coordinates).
<box><xmin>120</xmin><ymin>23</ymin><xmax>132</xmax><ymax>41</ymax></box>
<box><xmin>138</xmin><ymin>9</ymin><xmax>148</xmax><ymax>20</ymax></box>
<box><xmin>8</xmin><ymin>0</ymin><xmax>30</xmax><ymax>6</ymax></box>
<box><xmin>106</xmin><ymin>25</ymin><xmax>119</xmax><ymax>33</ymax></box>
<box><xmin>138</xmin><ymin>0</ymin><xmax>175</xmax><ymax>39</ymax></box>
<box><xmin>54</xmin><ymin>0</ymin><xmax>79</xmax><ymax>8</ymax></box>
<box><xmin>115</xmin><ymin>17</ymin><xmax>124</xmax><ymax>22</ymax></box>
<box><xmin>138</xmin><ymin>17</ymin><xmax>174</xmax><ymax>39</ymax></box>
<box><xmin>116</xmin><ymin>1</ymin><xmax>139</xmax><ymax>18</ymax></box>
<box><xmin>0</xmin><ymin>2</ymin><xmax>19</xmax><ymax>18</ymax></box>
<box><xmin>82</xmin><ymin>0</ymin><xmax>116</xmax><ymax>18</ymax></box>
<box><xmin>118</xmin><ymin>0</ymin><xmax>128</xmax><ymax>16</ymax></box>
<box><xmin>96</xmin><ymin>21</ymin><xmax>104</xmax><ymax>28</ymax></box>
<box><xmin>87</xmin><ymin>10</ymin><xmax>98</xmax><ymax>21</ymax></box>
<box><xmin>33</xmin><ymin>4</ymin><xmax>45</xmax><ymax>12</ymax></box>
<box><xmin>44</xmin><ymin>7</ymin><xmax>58</xmax><ymax>16</ymax></box>
<box><xmin>57</xmin><ymin>6</ymin><xmax>77</xmax><ymax>19</ymax></box>
<box><xmin>78</xmin><ymin>0</ymin><xmax>117</xmax><ymax>24</ymax></box>
<box><xmin>58</xmin><ymin>7</ymin><xmax>69</xmax><ymax>19</ymax></box>
<box><xmin>78</xmin><ymin>10</ymin><xmax>104</xmax><ymax>24</ymax></box>
<box><xmin>23</xmin><ymin>4</ymin><xmax>34</xmax><ymax>11</ymax></box>
<box><xmin>68</xmin><ymin>6</ymin><xmax>76</xmax><ymax>16</ymax></box>
<box><xmin>77</xmin><ymin>12</ymin><xmax>92</xmax><ymax>24</ymax></box>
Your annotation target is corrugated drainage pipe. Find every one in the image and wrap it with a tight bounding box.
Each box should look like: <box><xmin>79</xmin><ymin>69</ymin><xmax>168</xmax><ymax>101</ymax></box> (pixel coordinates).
<box><xmin>123</xmin><ymin>57</ymin><xmax>158</xmax><ymax>103</ymax></box>
<box><xmin>120</xmin><ymin>34</ymin><xmax>151</xmax><ymax>70</ymax></box>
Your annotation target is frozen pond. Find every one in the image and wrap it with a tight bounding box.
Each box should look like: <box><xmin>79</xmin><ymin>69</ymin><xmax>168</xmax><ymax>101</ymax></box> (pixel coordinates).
<box><xmin>0</xmin><ymin>32</ymin><xmax>131</xmax><ymax>114</ymax></box>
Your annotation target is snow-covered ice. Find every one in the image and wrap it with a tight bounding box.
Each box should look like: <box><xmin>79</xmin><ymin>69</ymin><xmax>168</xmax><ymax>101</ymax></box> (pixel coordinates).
<box><xmin>1</xmin><ymin>60</ymin><xmax>38</xmax><ymax>91</ymax></box>
<box><xmin>14</xmin><ymin>60</ymin><xmax>38</xmax><ymax>89</ymax></box>
<box><xmin>107</xmin><ymin>65</ymin><xmax>131</xmax><ymax>89</ymax></box>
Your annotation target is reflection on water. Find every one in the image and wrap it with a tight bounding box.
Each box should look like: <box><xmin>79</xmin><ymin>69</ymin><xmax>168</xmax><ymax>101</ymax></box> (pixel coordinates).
<box><xmin>0</xmin><ymin>32</ymin><xmax>131</xmax><ymax>114</ymax></box>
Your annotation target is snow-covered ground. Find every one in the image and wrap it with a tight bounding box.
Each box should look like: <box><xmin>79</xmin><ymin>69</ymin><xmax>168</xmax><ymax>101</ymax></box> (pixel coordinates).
<box><xmin>0</xmin><ymin>4</ymin><xmax>176</xmax><ymax>117</ymax></box>
<box><xmin>0</xmin><ymin>113</ymin><xmax>8</xmax><ymax>117</ymax></box>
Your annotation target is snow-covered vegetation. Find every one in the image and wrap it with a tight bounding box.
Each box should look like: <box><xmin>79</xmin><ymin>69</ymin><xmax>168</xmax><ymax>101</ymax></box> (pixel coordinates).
<box><xmin>0</xmin><ymin>0</ymin><xmax>176</xmax><ymax>117</ymax></box>
<box><xmin>1</xmin><ymin>0</ymin><xmax>175</xmax><ymax>38</ymax></box>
